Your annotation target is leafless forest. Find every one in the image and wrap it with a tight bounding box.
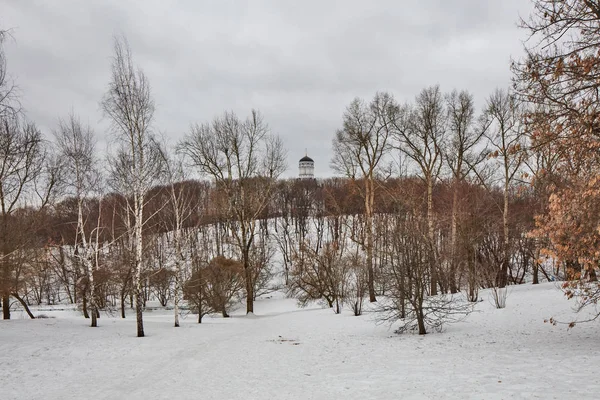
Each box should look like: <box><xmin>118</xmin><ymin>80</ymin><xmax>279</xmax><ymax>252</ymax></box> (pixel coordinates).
<box><xmin>2</xmin><ymin>1</ymin><xmax>600</xmax><ymax>337</ymax></box>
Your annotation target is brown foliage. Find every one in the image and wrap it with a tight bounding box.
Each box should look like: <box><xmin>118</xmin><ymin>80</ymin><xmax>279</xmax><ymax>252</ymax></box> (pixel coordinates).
<box><xmin>184</xmin><ymin>256</ymin><xmax>244</xmax><ymax>319</ymax></box>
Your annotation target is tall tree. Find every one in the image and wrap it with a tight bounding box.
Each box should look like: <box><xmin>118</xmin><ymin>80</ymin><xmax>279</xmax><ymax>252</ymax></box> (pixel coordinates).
<box><xmin>522</xmin><ymin>109</ymin><xmax>564</xmax><ymax>284</ymax></box>
<box><xmin>444</xmin><ymin>90</ymin><xmax>488</xmax><ymax>293</ymax></box>
<box><xmin>331</xmin><ymin>92</ymin><xmax>395</xmax><ymax>302</ymax></box>
<box><xmin>393</xmin><ymin>85</ymin><xmax>446</xmax><ymax>295</ymax></box>
<box><xmin>54</xmin><ymin>113</ymin><xmax>101</xmax><ymax>327</ymax></box>
<box><xmin>181</xmin><ymin>110</ymin><xmax>286</xmax><ymax>314</ymax></box>
<box><xmin>163</xmin><ymin>155</ymin><xmax>197</xmax><ymax>327</ymax></box>
<box><xmin>101</xmin><ymin>36</ymin><xmax>164</xmax><ymax>337</ymax></box>
<box><xmin>484</xmin><ymin>89</ymin><xmax>527</xmax><ymax>288</ymax></box>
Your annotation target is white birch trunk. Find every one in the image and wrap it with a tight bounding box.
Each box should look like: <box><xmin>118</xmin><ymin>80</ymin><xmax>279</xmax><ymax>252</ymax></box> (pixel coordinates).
<box><xmin>134</xmin><ymin>192</ymin><xmax>145</xmax><ymax>337</ymax></box>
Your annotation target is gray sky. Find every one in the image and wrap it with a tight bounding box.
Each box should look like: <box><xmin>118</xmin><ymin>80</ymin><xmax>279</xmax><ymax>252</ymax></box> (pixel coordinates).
<box><xmin>1</xmin><ymin>0</ymin><xmax>532</xmax><ymax>178</ymax></box>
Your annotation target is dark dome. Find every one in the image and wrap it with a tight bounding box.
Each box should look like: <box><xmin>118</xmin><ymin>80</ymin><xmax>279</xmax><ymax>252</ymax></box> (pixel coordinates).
<box><xmin>299</xmin><ymin>155</ymin><xmax>314</xmax><ymax>162</ymax></box>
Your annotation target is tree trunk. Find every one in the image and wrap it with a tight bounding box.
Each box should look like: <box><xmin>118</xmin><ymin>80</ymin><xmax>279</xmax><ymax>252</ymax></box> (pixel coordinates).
<box><xmin>12</xmin><ymin>293</ymin><xmax>35</xmax><ymax>319</ymax></box>
<box><xmin>468</xmin><ymin>250</ymin><xmax>478</xmax><ymax>302</ymax></box>
<box><xmin>1</xmin><ymin>254</ymin><xmax>10</xmax><ymax>320</ymax></box>
<box><xmin>197</xmin><ymin>272</ymin><xmax>203</xmax><ymax>323</ymax></box>
<box><xmin>89</xmin><ymin>270</ymin><xmax>97</xmax><ymax>327</ymax></box>
<box><xmin>120</xmin><ymin>290</ymin><xmax>126</xmax><ymax>319</ymax></box>
<box><xmin>135</xmin><ymin>289</ymin><xmax>144</xmax><ymax>337</ymax></box>
<box><xmin>55</xmin><ymin>246</ymin><xmax>74</xmax><ymax>304</ymax></box>
<box><xmin>245</xmin><ymin>269</ymin><xmax>254</xmax><ymax>314</ymax></box>
<box><xmin>2</xmin><ymin>294</ymin><xmax>9</xmax><ymax>320</ymax></box>
<box><xmin>134</xmin><ymin>195</ymin><xmax>145</xmax><ymax>338</ymax></box>
<box><xmin>365</xmin><ymin>178</ymin><xmax>377</xmax><ymax>302</ymax></box>
<box><xmin>82</xmin><ymin>292</ymin><xmax>89</xmax><ymax>319</ymax></box>
<box><xmin>427</xmin><ymin>177</ymin><xmax>438</xmax><ymax>296</ymax></box>
<box><xmin>78</xmin><ymin>198</ymin><xmax>98</xmax><ymax>328</ymax></box>
<box><xmin>449</xmin><ymin>181</ymin><xmax>459</xmax><ymax>294</ymax></box>
<box><xmin>468</xmin><ymin>283</ymin><xmax>477</xmax><ymax>302</ymax></box>
<box><xmin>173</xmin><ymin>281</ymin><xmax>180</xmax><ymax>327</ymax></box>
<box><xmin>244</xmin><ymin>250</ymin><xmax>254</xmax><ymax>314</ymax></box>
<box><xmin>91</xmin><ymin>306</ymin><xmax>97</xmax><ymax>327</ymax></box>
<box><xmin>401</xmin><ymin>272</ymin><xmax>406</xmax><ymax>318</ymax></box>
<box><xmin>417</xmin><ymin>303</ymin><xmax>426</xmax><ymax>335</ymax></box>
<box><xmin>539</xmin><ymin>263</ymin><xmax>552</xmax><ymax>282</ymax></box>
<box><xmin>173</xmin><ymin>226</ymin><xmax>182</xmax><ymax>328</ymax></box>
<box><xmin>326</xmin><ymin>297</ymin><xmax>334</xmax><ymax>308</ymax></box>
<box><xmin>134</xmin><ymin>254</ymin><xmax>144</xmax><ymax>336</ymax></box>
<box><xmin>134</xmin><ymin>254</ymin><xmax>145</xmax><ymax>337</ymax></box>
<box><xmin>498</xmin><ymin>170</ymin><xmax>510</xmax><ymax>289</ymax></box>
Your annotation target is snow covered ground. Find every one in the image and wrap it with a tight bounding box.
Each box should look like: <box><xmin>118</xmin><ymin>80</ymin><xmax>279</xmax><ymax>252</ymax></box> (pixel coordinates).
<box><xmin>1</xmin><ymin>283</ymin><xmax>599</xmax><ymax>399</ymax></box>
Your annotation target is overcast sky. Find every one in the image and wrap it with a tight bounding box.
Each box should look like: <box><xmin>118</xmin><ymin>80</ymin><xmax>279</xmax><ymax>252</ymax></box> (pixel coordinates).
<box><xmin>2</xmin><ymin>0</ymin><xmax>532</xmax><ymax>178</ymax></box>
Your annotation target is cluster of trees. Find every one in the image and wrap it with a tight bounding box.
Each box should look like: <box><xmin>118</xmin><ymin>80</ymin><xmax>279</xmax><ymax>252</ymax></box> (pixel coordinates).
<box><xmin>282</xmin><ymin>86</ymin><xmax>537</xmax><ymax>333</ymax></box>
<box><xmin>0</xmin><ymin>35</ymin><xmax>286</xmax><ymax>337</ymax></box>
<box><xmin>3</xmin><ymin>0</ymin><xmax>600</xmax><ymax>336</ymax></box>
<box><xmin>282</xmin><ymin>0</ymin><xmax>600</xmax><ymax>331</ymax></box>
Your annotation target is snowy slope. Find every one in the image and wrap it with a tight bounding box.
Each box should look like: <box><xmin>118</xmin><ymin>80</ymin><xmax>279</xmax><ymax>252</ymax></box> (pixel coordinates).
<box><xmin>1</xmin><ymin>283</ymin><xmax>599</xmax><ymax>399</ymax></box>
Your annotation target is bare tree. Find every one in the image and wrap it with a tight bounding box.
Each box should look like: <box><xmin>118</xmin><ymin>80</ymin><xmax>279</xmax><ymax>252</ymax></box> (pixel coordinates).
<box><xmin>0</xmin><ymin>29</ymin><xmax>19</xmax><ymax>118</ymax></box>
<box><xmin>0</xmin><ymin>30</ymin><xmax>57</xmax><ymax>319</ymax></box>
<box><xmin>273</xmin><ymin>180</ymin><xmax>296</xmax><ymax>286</ymax></box>
<box><xmin>289</xmin><ymin>240</ymin><xmax>350</xmax><ymax>314</ymax></box>
<box><xmin>101</xmin><ymin>36</ymin><xmax>165</xmax><ymax>337</ymax></box>
<box><xmin>0</xmin><ymin>117</ymin><xmax>53</xmax><ymax>319</ymax></box>
<box><xmin>344</xmin><ymin>252</ymin><xmax>367</xmax><ymax>316</ymax></box>
<box><xmin>184</xmin><ymin>266</ymin><xmax>207</xmax><ymax>323</ymax></box>
<box><xmin>249</xmin><ymin>216</ymin><xmax>278</xmax><ymax>299</ymax></box>
<box><xmin>378</xmin><ymin>208</ymin><xmax>472</xmax><ymax>334</ymax></box>
<box><xmin>163</xmin><ymin>155</ymin><xmax>197</xmax><ymax>327</ymax></box>
<box><xmin>181</xmin><ymin>110</ymin><xmax>286</xmax><ymax>314</ymax></box>
<box><xmin>331</xmin><ymin>92</ymin><xmax>395</xmax><ymax>302</ymax></box>
<box><xmin>392</xmin><ymin>85</ymin><xmax>446</xmax><ymax>295</ymax></box>
<box><xmin>444</xmin><ymin>90</ymin><xmax>488</xmax><ymax>293</ymax></box>
<box><xmin>54</xmin><ymin>113</ymin><xmax>103</xmax><ymax>326</ymax></box>
<box><xmin>484</xmin><ymin>89</ymin><xmax>527</xmax><ymax>289</ymax></box>
<box><xmin>184</xmin><ymin>224</ymin><xmax>212</xmax><ymax>323</ymax></box>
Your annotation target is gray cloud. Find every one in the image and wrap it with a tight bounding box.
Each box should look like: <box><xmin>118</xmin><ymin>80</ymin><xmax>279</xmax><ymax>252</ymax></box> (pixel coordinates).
<box><xmin>1</xmin><ymin>0</ymin><xmax>531</xmax><ymax>177</ymax></box>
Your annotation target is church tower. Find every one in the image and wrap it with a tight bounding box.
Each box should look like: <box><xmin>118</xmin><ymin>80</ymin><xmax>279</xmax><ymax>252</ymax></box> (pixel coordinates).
<box><xmin>298</xmin><ymin>152</ymin><xmax>314</xmax><ymax>179</ymax></box>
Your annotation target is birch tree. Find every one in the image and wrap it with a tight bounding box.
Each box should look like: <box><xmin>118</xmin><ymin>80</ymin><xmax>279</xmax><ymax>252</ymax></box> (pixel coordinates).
<box><xmin>101</xmin><ymin>36</ymin><xmax>165</xmax><ymax>337</ymax></box>
<box><xmin>54</xmin><ymin>113</ymin><xmax>102</xmax><ymax>327</ymax></box>
<box><xmin>331</xmin><ymin>92</ymin><xmax>395</xmax><ymax>302</ymax></box>
<box><xmin>163</xmin><ymin>155</ymin><xmax>197</xmax><ymax>327</ymax></box>
<box><xmin>181</xmin><ymin>110</ymin><xmax>286</xmax><ymax>314</ymax></box>
<box><xmin>485</xmin><ymin>89</ymin><xmax>527</xmax><ymax>289</ymax></box>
